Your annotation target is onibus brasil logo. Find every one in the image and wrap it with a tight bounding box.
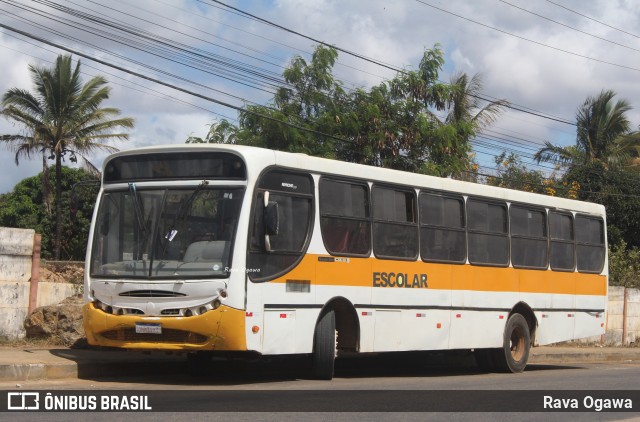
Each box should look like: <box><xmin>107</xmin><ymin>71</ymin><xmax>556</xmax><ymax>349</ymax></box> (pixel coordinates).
<box><xmin>6</xmin><ymin>392</ymin><xmax>152</xmax><ymax>411</ymax></box>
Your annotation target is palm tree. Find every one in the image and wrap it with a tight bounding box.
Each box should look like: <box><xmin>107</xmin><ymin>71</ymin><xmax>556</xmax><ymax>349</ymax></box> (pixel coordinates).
<box><xmin>429</xmin><ymin>72</ymin><xmax>508</xmax><ymax>176</ymax></box>
<box><xmin>535</xmin><ymin>90</ymin><xmax>640</xmax><ymax>169</ymax></box>
<box><xmin>445</xmin><ymin>72</ymin><xmax>508</xmax><ymax>130</ymax></box>
<box><xmin>1</xmin><ymin>55</ymin><xmax>134</xmax><ymax>259</ymax></box>
<box><xmin>186</xmin><ymin>119</ymin><xmax>238</xmax><ymax>144</ymax></box>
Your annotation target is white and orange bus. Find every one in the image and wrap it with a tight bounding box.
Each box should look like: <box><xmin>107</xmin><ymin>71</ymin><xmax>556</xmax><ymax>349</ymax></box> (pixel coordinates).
<box><xmin>83</xmin><ymin>144</ymin><xmax>607</xmax><ymax>379</ymax></box>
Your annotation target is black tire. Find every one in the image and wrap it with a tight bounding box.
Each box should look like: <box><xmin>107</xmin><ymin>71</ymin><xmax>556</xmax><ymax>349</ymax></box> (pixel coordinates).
<box><xmin>312</xmin><ymin>309</ymin><xmax>336</xmax><ymax>380</ymax></box>
<box><xmin>492</xmin><ymin>313</ymin><xmax>530</xmax><ymax>373</ymax></box>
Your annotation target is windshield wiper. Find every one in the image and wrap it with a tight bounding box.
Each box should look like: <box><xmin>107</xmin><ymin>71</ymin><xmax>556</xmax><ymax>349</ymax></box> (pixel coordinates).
<box><xmin>128</xmin><ymin>182</ymin><xmax>147</xmax><ymax>235</ymax></box>
<box><xmin>164</xmin><ymin>180</ymin><xmax>209</xmax><ymax>242</ymax></box>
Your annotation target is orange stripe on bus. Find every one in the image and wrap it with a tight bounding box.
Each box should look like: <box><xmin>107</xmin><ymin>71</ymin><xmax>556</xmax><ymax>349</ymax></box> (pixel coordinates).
<box><xmin>270</xmin><ymin>254</ymin><xmax>607</xmax><ymax>296</ymax></box>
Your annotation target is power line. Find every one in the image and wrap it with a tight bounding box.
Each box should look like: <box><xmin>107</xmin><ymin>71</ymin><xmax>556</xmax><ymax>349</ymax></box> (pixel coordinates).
<box><xmin>2</xmin><ymin>21</ymin><xmax>550</xmax><ymax>174</ymax></box>
<box><xmin>498</xmin><ymin>0</ymin><xmax>640</xmax><ymax>54</ymax></box>
<box><xmin>26</xmin><ymin>0</ymin><xmax>285</xmax><ymax>92</ymax></box>
<box><xmin>4</xmin><ymin>0</ymin><xmax>380</xmax><ymax>118</ymax></box>
<box><xmin>0</xmin><ymin>32</ymin><xmax>239</xmax><ymax>125</ymax></box>
<box><xmin>24</xmin><ymin>0</ymin><xmax>581</xmax><ymax>127</ymax></box>
<box><xmin>1</xmin><ymin>1</ymin><xmax>580</xmax><ymax>163</ymax></box>
<box><xmin>80</xmin><ymin>0</ymin><xmax>285</xmax><ymax>74</ymax></box>
<box><xmin>0</xmin><ymin>21</ymin><xmax>380</xmax><ymax>151</ymax></box>
<box><xmin>414</xmin><ymin>0</ymin><xmax>640</xmax><ymax>74</ymax></box>
<box><xmin>545</xmin><ymin>0</ymin><xmax>640</xmax><ymax>40</ymax></box>
<box><xmin>150</xmin><ymin>0</ymin><xmax>388</xmax><ymax>84</ymax></box>
<box><xmin>5</xmin><ymin>27</ymin><xmax>639</xmax><ymax>200</ymax></box>
<box><xmin>203</xmin><ymin>0</ymin><xmax>577</xmax><ymax>126</ymax></box>
<box><xmin>464</xmin><ymin>169</ymin><xmax>640</xmax><ymax>199</ymax></box>
<box><xmin>0</xmin><ymin>2</ymin><xmax>280</xmax><ymax>98</ymax></box>
<box><xmin>205</xmin><ymin>0</ymin><xmax>402</xmax><ymax>73</ymax></box>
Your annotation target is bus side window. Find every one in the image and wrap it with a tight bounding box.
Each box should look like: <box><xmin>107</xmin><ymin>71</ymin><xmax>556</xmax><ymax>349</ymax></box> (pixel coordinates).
<box><xmin>576</xmin><ymin>215</ymin><xmax>605</xmax><ymax>273</ymax></box>
<box><xmin>549</xmin><ymin>211</ymin><xmax>575</xmax><ymax>271</ymax></box>
<box><xmin>371</xmin><ymin>185</ymin><xmax>418</xmax><ymax>260</ymax></box>
<box><xmin>510</xmin><ymin>206</ymin><xmax>548</xmax><ymax>269</ymax></box>
<box><xmin>467</xmin><ymin>199</ymin><xmax>509</xmax><ymax>266</ymax></box>
<box><xmin>419</xmin><ymin>192</ymin><xmax>466</xmax><ymax>263</ymax></box>
<box><xmin>319</xmin><ymin>179</ymin><xmax>371</xmax><ymax>256</ymax></box>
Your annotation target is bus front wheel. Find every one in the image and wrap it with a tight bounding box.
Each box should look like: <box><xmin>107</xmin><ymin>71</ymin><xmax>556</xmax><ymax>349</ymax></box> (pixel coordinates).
<box><xmin>312</xmin><ymin>309</ymin><xmax>337</xmax><ymax>380</ymax></box>
<box><xmin>494</xmin><ymin>313</ymin><xmax>530</xmax><ymax>373</ymax></box>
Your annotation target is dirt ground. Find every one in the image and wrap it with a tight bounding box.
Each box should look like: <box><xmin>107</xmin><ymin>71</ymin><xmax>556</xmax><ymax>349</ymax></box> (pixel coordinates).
<box><xmin>39</xmin><ymin>262</ymin><xmax>84</xmax><ymax>284</ymax></box>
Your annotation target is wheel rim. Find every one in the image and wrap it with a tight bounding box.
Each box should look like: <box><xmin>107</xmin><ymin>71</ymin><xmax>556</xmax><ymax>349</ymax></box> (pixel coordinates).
<box><xmin>510</xmin><ymin>326</ymin><xmax>525</xmax><ymax>362</ymax></box>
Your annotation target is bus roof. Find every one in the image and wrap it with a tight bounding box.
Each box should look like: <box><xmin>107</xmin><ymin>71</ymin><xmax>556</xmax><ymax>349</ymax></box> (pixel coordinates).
<box><xmin>104</xmin><ymin>143</ymin><xmax>606</xmax><ymax>216</ymax></box>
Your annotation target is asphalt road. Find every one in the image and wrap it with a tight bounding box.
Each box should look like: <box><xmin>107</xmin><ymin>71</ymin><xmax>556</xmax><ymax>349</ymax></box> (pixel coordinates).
<box><xmin>1</xmin><ymin>356</ymin><xmax>640</xmax><ymax>421</ymax></box>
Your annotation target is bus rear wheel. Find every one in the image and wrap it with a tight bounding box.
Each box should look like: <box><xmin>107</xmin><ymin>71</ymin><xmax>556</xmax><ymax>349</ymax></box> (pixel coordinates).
<box><xmin>312</xmin><ymin>309</ymin><xmax>337</xmax><ymax>380</ymax></box>
<box><xmin>493</xmin><ymin>313</ymin><xmax>530</xmax><ymax>373</ymax></box>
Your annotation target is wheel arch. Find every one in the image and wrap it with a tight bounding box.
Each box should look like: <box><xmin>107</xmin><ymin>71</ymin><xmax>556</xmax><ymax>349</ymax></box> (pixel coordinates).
<box><xmin>509</xmin><ymin>301</ymin><xmax>537</xmax><ymax>345</ymax></box>
<box><xmin>316</xmin><ymin>296</ymin><xmax>360</xmax><ymax>352</ymax></box>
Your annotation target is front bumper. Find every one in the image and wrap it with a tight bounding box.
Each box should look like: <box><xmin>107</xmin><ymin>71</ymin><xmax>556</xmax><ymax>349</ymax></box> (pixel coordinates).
<box><xmin>82</xmin><ymin>302</ymin><xmax>247</xmax><ymax>351</ymax></box>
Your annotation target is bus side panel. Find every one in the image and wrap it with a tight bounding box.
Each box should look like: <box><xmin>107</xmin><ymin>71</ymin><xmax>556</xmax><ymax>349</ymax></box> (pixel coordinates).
<box><xmin>369</xmin><ymin>260</ymin><xmax>451</xmax><ymax>352</ymax></box>
<box><xmin>262</xmin><ymin>309</ymin><xmax>295</xmax><ymax>354</ymax></box>
<box><xmin>448</xmin><ymin>295</ymin><xmax>509</xmax><ymax>349</ymax></box>
<box><xmin>362</xmin><ymin>298</ymin><xmax>452</xmax><ymax>352</ymax></box>
<box><xmin>573</xmin><ymin>276</ymin><xmax>607</xmax><ymax>340</ymax></box>
<box><xmin>535</xmin><ymin>290</ymin><xmax>576</xmax><ymax>345</ymax></box>
<box><xmin>449</xmin><ymin>266</ymin><xmax>517</xmax><ymax>350</ymax></box>
<box><xmin>573</xmin><ymin>309</ymin><xmax>606</xmax><ymax>341</ymax></box>
<box><xmin>535</xmin><ymin>309</ymin><xmax>575</xmax><ymax>345</ymax></box>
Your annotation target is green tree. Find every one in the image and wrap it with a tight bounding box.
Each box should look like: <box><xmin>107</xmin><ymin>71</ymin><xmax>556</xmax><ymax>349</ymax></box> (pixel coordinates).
<box><xmin>186</xmin><ymin>120</ymin><xmax>238</xmax><ymax>144</ymax></box>
<box><xmin>1</xmin><ymin>55</ymin><xmax>134</xmax><ymax>259</ymax></box>
<box><xmin>563</xmin><ymin>161</ymin><xmax>640</xmax><ymax>248</ymax></box>
<box><xmin>337</xmin><ymin>48</ymin><xmax>449</xmax><ymax>172</ymax></box>
<box><xmin>608</xmin><ymin>240</ymin><xmax>640</xmax><ymax>288</ymax></box>
<box><xmin>488</xmin><ymin>152</ymin><xmax>548</xmax><ymax>193</ymax></box>
<box><xmin>533</xmin><ymin>90</ymin><xmax>640</xmax><ymax>250</ymax></box>
<box><xmin>431</xmin><ymin>72</ymin><xmax>508</xmax><ymax>176</ymax></box>
<box><xmin>193</xmin><ymin>45</ymin><xmax>505</xmax><ymax>177</ymax></box>
<box><xmin>487</xmin><ymin>152</ymin><xmax>581</xmax><ymax>199</ymax></box>
<box><xmin>535</xmin><ymin>90</ymin><xmax>640</xmax><ymax>169</ymax></box>
<box><xmin>0</xmin><ymin>167</ymin><xmax>98</xmax><ymax>260</ymax></box>
<box><xmin>238</xmin><ymin>46</ymin><xmax>344</xmax><ymax>158</ymax></box>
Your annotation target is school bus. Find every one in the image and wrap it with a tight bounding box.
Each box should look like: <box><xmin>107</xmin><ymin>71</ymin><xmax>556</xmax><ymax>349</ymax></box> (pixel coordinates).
<box><xmin>83</xmin><ymin>144</ymin><xmax>607</xmax><ymax>379</ymax></box>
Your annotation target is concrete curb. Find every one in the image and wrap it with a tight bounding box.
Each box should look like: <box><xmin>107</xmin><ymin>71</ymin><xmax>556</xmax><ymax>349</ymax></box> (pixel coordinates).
<box><xmin>529</xmin><ymin>348</ymin><xmax>640</xmax><ymax>364</ymax></box>
<box><xmin>0</xmin><ymin>363</ymin><xmax>80</xmax><ymax>382</ymax></box>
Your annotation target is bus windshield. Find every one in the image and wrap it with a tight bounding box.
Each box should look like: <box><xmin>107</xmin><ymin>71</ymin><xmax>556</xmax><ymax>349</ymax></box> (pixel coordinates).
<box><xmin>90</xmin><ymin>186</ymin><xmax>244</xmax><ymax>279</ymax></box>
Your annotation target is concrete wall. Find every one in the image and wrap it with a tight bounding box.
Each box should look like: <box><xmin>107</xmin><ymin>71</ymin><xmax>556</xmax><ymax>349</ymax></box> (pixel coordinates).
<box><xmin>0</xmin><ymin>228</ymin><xmax>34</xmax><ymax>283</ymax></box>
<box><xmin>0</xmin><ymin>228</ymin><xmax>35</xmax><ymax>339</ymax></box>
<box><xmin>604</xmin><ymin>286</ymin><xmax>640</xmax><ymax>345</ymax></box>
<box><xmin>0</xmin><ymin>227</ymin><xmax>78</xmax><ymax>339</ymax></box>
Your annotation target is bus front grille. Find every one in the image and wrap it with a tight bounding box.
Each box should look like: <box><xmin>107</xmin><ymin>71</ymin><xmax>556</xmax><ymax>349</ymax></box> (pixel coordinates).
<box><xmin>100</xmin><ymin>328</ymin><xmax>208</xmax><ymax>344</ymax></box>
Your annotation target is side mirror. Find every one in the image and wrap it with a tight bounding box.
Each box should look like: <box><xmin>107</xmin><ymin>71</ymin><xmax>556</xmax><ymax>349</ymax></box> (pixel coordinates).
<box><xmin>263</xmin><ymin>192</ymin><xmax>279</xmax><ymax>251</ymax></box>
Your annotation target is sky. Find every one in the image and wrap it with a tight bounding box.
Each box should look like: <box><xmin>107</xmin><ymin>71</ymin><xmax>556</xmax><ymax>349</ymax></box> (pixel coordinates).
<box><xmin>1</xmin><ymin>0</ymin><xmax>640</xmax><ymax>193</ymax></box>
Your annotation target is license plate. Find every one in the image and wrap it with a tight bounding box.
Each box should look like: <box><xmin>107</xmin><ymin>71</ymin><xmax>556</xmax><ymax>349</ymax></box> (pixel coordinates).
<box><xmin>135</xmin><ymin>323</ymin><xmax>162</xmax><ymax>334</ymax></box>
